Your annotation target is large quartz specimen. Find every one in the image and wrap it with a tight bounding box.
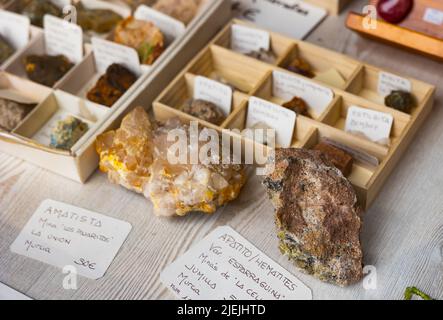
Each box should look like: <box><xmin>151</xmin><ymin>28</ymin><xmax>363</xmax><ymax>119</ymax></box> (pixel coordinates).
<box><xmin>96</xmin><ymin>106</ymin><xmax>246</xmax><ymax>217</ymax></box>
<box><xmin>263</xmin><ymin>148</ymin><xmax>363</xmax><ymax>286</ymax></box>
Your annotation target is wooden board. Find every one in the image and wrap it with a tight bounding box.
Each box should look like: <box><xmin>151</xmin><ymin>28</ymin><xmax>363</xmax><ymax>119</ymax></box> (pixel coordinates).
<box><xmin>347</xmin><ymin>0</ymin><xmax>443</xmax><ymax>62</ymax></box>
<box><xmin>153</xmin><ymin>19</ymin><xmax>435</xmax><ymax>210</ymax></box>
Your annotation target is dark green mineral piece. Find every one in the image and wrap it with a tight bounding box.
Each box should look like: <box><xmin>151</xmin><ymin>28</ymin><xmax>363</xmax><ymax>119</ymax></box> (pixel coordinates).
<box><xmin>76</xmin><ymin>2</ymin><xmax>123</xmax><ymax>34</ymax></box>
<box><xmin>385</xmin><ymin>90</ymin><xmax>414</xmax><ymax>113</ymax></box>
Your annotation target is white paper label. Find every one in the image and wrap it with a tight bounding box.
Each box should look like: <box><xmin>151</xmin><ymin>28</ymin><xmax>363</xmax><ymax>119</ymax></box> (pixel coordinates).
<box><xmin>44</xmin><ymin>15</ymin><xmax>83</xmax><ymax>64</ymax></box>
<box><xmin>378</xmin><ymin>72</ymin><xmax>412</xmax><ymax>97</ymax></box>
<box><xmin>246</xmin><ymin>96</ymin><xmax>296</xmax><ymax>147</ymax></box>
<box><xmin>233</xmin><ymin>0</ymin><xmax>327</xmax><ymax>40</ymax></box>
<box><xmin>194</xmin><ymin>76</ymin><xmax>233</xmax><ymax>116</ymax></box>
<box><xmin>272</xmin><ymin>70</ymin><xmax>333</xmax><ymax>117</ymax></box>
<box><xmin>161</xmin><ymin>226</ymin><xmax>312</xmax><ymax>300</ymax></box>
<box><xmin>91</xmin><ymin>37</ymin><xmax>141</xmax><ymax>76</ymax></box>
<box><xmin>423</xmin><ymin>7</ymin><xmax>443</xmax><ymax>25</ymax></box>
<box><xmin>0</xmin><ymin>11</ymin><xmax>30</xmax><ymax>50</ymax></box>
<box><xmin>231</xmin><ymin>24</ymin><xmax>270</xmax><ymax>54</ymax></box>
<box><xmin>10</xmin><ymin>199</ymin><xmax>132</xmax><ymax>280</ymax></box>
<box><xmin>345</xmin><ymin>106</ymin><xmax>393</xmax><ymax>143</ymax></box>
<box><xmin>134</xmin><ymin>5</ymin><xmax>186</xmax><ymax>43</ymax></box>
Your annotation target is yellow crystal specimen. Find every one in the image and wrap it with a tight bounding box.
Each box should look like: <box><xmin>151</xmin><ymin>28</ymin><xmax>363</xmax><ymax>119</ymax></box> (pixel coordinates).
<box><xmin>96</xmin><ymin>106</ymin><xmax>246</xmax><ymax>217</ymax></box>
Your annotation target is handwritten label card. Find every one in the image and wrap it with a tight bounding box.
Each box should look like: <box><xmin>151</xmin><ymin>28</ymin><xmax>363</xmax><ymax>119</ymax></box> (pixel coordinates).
<box><xmin>423</xmin><ymin>8</ymin><xmax>443</xmax><ymax>25</ymax></box>
<box><xmin>161</xmin><ymin>226</ymin><xmax>312</xmax><ymax>300</ymax></box>
<box><xmin>44</xmin><ymin>15</ymin><xmax>83</xmax><ymax>64</ymax></box>
<box><xmin>345</xmin><ymin>106</ymin><xmax>393</xmax><ymax>143</ymax></box>
<box><xmin>10</xmin><ymin>200</ymin><xmax>132</xmax><ymax>280</ymax></box>
<box><xmin>378</xmin><ymin>71</ymin><xmax>412</xmax><ymax>97</ymax></box>
<box><xmin>246</xmin><ymin>96</ymin><xmax>296</xmax><ymax>147</ymax></box>
<box><xmin>0</xmin><ymin>11</ymin><xmax>30</xmax><ymax>50</ymax></box>
<box><xmin>194</xmin><ymin>76</ymin><xmax>233</xmax><ymax>116</ymax></box>
<box><xmin>134</xmin><ymin>5</ymin><xmax>186</xmax><ymax>43</ymax></box>
<box><xmin>91</xmin><ymin>37</ymin><xmax>141</xmax><ymax>76</ymax></box>
<box><xmin>272</xmin><ymin>70</ymin><xmax>333</xmax><ymax>117</ymax></box>
<box><xmin>231</xmin><ymin>24</ymin><xmax>270</xmax><ymax>54</ymax></box>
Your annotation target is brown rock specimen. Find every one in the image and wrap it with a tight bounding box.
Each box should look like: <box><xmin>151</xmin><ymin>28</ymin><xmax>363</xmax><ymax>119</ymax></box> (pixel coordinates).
<box><xmin>180</xmin><ymin>99</ymin><xmax>225</xmax><ymax>125</ymax></box>
<box><xmin>263</xmin><ymin>148</ymin><xmax>363</xmax><ymax>286</ymax></box>
<box><xmin>313</xmin><ymin>142</ymin><xmax>353</xmax><ymax>176</ymax></box>
<box><xmin>287</xmin><ymin>57</ymin><xmax>315</xmax><ymax>78</ymax></box>
<box><xmin>153</xmin><ymin>0</ymin><xmax>199</xmax><ymax>25</ymax></box>
<box><xmin>282</xmin><ymin>96</ymin><xmax>309</xmax><ymax>117</ymax></box>
<box><xmin>87</xmin><ymin>63</ymin><xmax>137</xmax><ymax>107</ymax></box>
<box><xmin>24</xmin><ymin>54</ymin><xmax>74</xmax><ymax>87</ymax></box>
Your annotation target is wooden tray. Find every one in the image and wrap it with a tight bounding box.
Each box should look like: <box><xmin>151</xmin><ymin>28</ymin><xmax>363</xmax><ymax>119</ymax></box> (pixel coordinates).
<box><xmin>0</xmin><ymin>0</ymin><xmax>231</xmax><ymax>182</ymax></box>
<box><xmin>153</xmin><ymin>19</ymin><xmax>435</xmax><ymax>210</ymax></box>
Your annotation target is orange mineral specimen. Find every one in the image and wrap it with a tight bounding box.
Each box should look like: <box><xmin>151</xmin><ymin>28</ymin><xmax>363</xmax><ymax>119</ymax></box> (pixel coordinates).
<box><xmin>96</xmin><ymin>106</ymin><xmax>247</xmax><ymax>217</ymax></box>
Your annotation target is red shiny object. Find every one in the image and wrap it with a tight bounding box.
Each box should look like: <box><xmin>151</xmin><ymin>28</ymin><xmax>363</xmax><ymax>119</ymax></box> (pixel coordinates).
<box><xmin>377</xmin><ymin>0</ymin><xmax>414</xmax><ymax>24</ymax></box>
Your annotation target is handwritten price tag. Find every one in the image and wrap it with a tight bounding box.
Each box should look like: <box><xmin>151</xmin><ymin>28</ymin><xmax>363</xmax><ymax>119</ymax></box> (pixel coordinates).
<box><xmin>160</xmin><ymin>226</ymin><xmax>312</xmax><ymax>300</ymax></box>
<box><xmin>0</xmin><ymin>11</ymin><xmax>30</xmax><ymax>50</ymax></box>
<box><xmin>10</xmin><ymin>199</ymin><xmax>132</xmax><ymax>280</ymax></box>
<box><xmin>194</xmin><ymin>76</ymin><xmax>233</xmax><ymax>116</ymax></box>
<box><xmin>231</xmin><ymin>24</ymin><xmax>270</xmax><ymax>54</ymax></box>
<box><xmin>272</xmin><ymin>70</ymin><xmax>333</xmax><ymax>117</ymax></box>
<box><xmin>345</xmin><ymin>106</ymin><xmax>393</xmax><ymax>144</ymax></box>
<box><xmin>246</xmin><ymin>96</ymin><xmax>296</xmax><ymax>147</ymax></box>
<box><xmin>378</xmin><ymin>72</ymin><xmax>412</xmax><ymax>97</ymax></box>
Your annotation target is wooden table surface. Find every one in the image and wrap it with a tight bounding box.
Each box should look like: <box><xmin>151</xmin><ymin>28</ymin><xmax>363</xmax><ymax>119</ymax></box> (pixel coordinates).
<box><xmin>1</xmin><ymin>0</ymin><xmax>442</xmax><ymax>300</ymax></box>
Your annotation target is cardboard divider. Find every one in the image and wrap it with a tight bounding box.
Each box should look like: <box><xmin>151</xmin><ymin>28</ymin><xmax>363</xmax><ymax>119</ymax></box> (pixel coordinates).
<box><xmin>278</xmin><ymin>42</ymin><xmax>361</xmax><ymax>90</ymax></box>
<box><xmin>212</xmin><ymin>20</ymin><xmax>294</xmax><ymax>66</ymax></box>
<box><xmin>13</xmin><ymin>90</ymin><xmax>109</xmax><ymax>152</ymax></box>
<box><xmin>320</xmin><ymin>91</ymin><xmax>411</xmax><ymax>145</ymax></box>
<box><xmin>4</xmin><ymin>34</ymin><xmax>88</xmax><ymax>89</ymax></box>
<box><xmin>187</xmin><ymin>45</ymin><xmax>271</xmax><ymax>94</ymax></box>
<box><xmin>345</xmin><ymin>64</ymin><xmax>431</xmax><ymax>113</ymax></box>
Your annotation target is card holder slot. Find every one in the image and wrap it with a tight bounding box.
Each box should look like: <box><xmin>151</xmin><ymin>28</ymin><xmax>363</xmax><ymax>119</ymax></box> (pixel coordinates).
<box><xmin>344</xmin><ymin>64</ymin><xmax>434</xmax><ymax>115</ymax></box>
<box><xmin>278</xmin><ymin>41</ymin><xmax>361</xmax><ymax>90</ymax></box>
<box><xmin>212</xmin><ymin>20</ymin><xmax>294</xmax><ymax>66</ymax></box>
<box><xmin>13</xmin><ymin>90</ymin><xmax>109</xmax><ymax>153</ymax></box>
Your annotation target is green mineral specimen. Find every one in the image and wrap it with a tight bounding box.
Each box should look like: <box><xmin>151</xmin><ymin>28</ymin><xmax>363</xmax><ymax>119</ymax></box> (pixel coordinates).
<box><xmin>385</xmin><ymin>90</ymin><xmax>414</xmax><ymax>113</ymax></box>
<box><xmin>50</xmin><ymin>116</ymin><xmax>88</xmax><ymax>150</ymax></box>
<box><xmin>20</xmin><ymin>0</ymin><xmax>62</xmax><ymax>27</ymax></box>
<box><xmin>0</xmin><ymin>35</ymin><xmax>14</xmax><ymax>65</ymax></box>
<box><xmin>404</xmin><ymin>287</ymin><xmax>433</xmax><ymax>300</ymax></box>
<box><xmin>76</xmin><ymin>2</ymin><xmax>123</xmax><ymax>34</ymax></box>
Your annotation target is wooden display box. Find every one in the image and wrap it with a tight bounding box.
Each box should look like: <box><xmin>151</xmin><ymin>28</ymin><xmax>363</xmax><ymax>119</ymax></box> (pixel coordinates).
<box><xmin>153</xmin><ymin>19</ymin><xmax>435</xmax><ymax>210</ymax></box>
<box><xmin>304</xmin><ymin>0</ymin><xmax>353</xmax><ymax>15</ymax></box>
<box><xmin>0</xmin><ymin>0</ymin><xmax>232</xmax><ymax>182</ymax></box>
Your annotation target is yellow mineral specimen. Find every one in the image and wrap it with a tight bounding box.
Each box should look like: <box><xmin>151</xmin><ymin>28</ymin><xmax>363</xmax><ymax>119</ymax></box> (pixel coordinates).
<box><xmin>96</xmin><ymin>106</ymin><xmax>247</xmax><ymax>217</ymax></box>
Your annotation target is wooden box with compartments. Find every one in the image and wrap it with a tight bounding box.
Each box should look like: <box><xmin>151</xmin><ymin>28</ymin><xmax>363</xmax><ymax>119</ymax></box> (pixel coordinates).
<box><xmin>152</xmin><ymin>19</ymin><xmax>435</xmax><ymax>210</ymax></box>
<box><xmin>0</xmin><ymin>0</ymin><xmax>231</xmax><ymax>182</ymax></box>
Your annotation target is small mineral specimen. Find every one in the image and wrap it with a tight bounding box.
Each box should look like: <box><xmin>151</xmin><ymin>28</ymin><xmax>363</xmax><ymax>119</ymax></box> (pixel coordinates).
<box><xmin>114</xmin><ymin>17</ymin><xmax>164</xmax><ymax>65</ymax></box>
<box><xmin>282</xmin><ymin>96</ymin><xmax>309</xmax><ymax>117</ymax></box>
<box><xmin>96</xmin><ymin>106</ymin><xmax>246</xmax><ymax>217</ymax></box>
<box><xmin>20</xmin><ymin>0</ymin><xmax>62</xmax><ymax>27</ymax></box>
<box><xmin>87</xmin><ymin>63</ymin><xmax>137</xmax><ymax>107</ymax></box>
<box><xmin>0</xmin><ymin>35</ymin><xmax>14</xmax><ymax>65</ymax></box>
<box><xmin>24</xmin><ymin>54</ymin><xmax>74</xmax><ymax>87</ymax></box>
<box><xmin>153</xmin><ymin>0</ymin><xmax>199</xmax><ymax>25</ymax></box>
<box><xmin>377</xmin><ymin>0</ymin><xmax>413</xmax><ymax>24</ymax></box>
<box><xmin>50</xmin><ymin>116</ymin><xmax>88</xmax><ymax>150</ymax></box>
<box><xmin>76</xmin><ymin>2</ymin><xmax>123</xmax><ymax>34</ymax></box>
<box><xmin>180</xmin><ymin>99</ymin><xmax>225</xmax><ymax>125</ymax></box>
<box><xmin>313</xmin><ymin>141</ymin><xmax>353</xmax><ymax>176</ymax></box>
<box><xmin>263</xmin><ymin>148</ymin><xmax>363</xmax><ymax>286</ymax></box>
<box><xmin>246</xmin><ymin>48</ymin><xmax>276</xmax><ymax>64</ymax></box>
<box><xmin>385</xmin><ymin>90</ymin><xmax>414</xmax><ymax>113</ymax></box>
<box><xmin>0</xmin><ymin>98</ymin><xmax>35</xmax><ymax>131</ymax></box>
<box><xmin>287</xmin><ymin>57</ymin><xmax>315</xmax><ymax>78</ymax></box>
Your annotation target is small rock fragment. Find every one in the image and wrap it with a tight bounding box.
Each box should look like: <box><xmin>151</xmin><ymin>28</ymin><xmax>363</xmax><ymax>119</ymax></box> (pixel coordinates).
<box><xmin>50</xmin><ymin>116</ymin><xmax>88</xmax><ymax>150</ymax></box>
<box><xmin>263</xmin><ymin>148</ymin><xmax>363</xmax><ymax>286</ymax></box>
<box><xmin>0</xmin><ymin>98</ymin><xmax>35</xmax><ymax>131</ymax></box>
<box><xmin>282</xmin><ymin>96</ymin><xmax>310</xmax><ymax>117</ymax></box>
<box><xmin>287</xmin><ymin>57</ymin><xmax>315</xmax><ymax>78</ymax></box>
<box><xmin>385</xmin><ymin>90</ymin><xmax>414</xmax><ymax>113</ymax></box>
<box><xmin>313</xmin><ymin>141</ymin><xmax>353</xmax><ymax>176</ymax></box>
<box><xmin>180</xmin><ymin>99</ymin><xmax>225</xmax><ymax>125</ymax></box>
<box><xmin>24</xmin><ymin>54</ymin><xmax>74</xmax><ymax>87</ymax></box>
